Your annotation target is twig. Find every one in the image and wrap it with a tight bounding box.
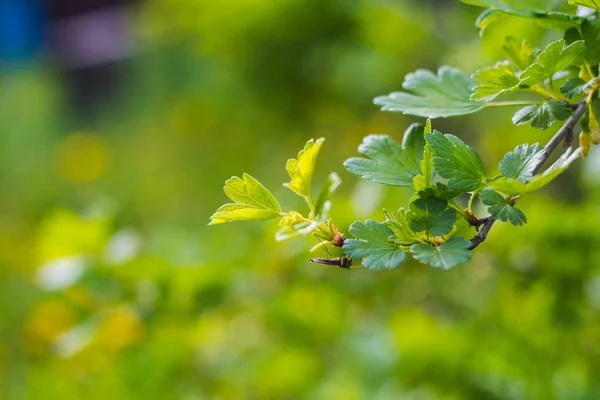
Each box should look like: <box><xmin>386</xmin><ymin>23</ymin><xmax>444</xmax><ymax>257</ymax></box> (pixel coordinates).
<box><xmin>468</xmin><ymin>101</ymin><xmax>587</xmax><ymax>250</ymax></box>
<box><xmin>531</xmin><ymin>101</ymin><xmax>586</xmax><ymax>175</ymax></box>
<box><xmin>468</xmin><ymin>217</ymin><xmax>496</xmax><ymax>250</ymax></box>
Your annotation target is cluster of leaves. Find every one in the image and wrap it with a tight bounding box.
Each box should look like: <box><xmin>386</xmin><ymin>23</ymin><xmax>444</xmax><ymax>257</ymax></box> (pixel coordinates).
<box><xmin>209</xmin><ymin>138</ymin><xmax>342</xmax><ymax>248</ymax></box>
<box><xmin>210</xmin><ymin>0</ymin><xmax>600</xmax><ymax>270</ymax></box>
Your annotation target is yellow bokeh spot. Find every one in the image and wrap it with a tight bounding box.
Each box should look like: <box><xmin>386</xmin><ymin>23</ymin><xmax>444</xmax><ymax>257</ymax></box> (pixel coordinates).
<box><xmin>95</xmin><ymin>307</ymin><xmax>143</xmax><ymax>351</ymax></box>
<box><xmin>56</xmin><ymin>132</ymin><xmax>109</xmax><ymax>183</ymax></box>
<box><xmin>24</xmin><ymin>300</ymin><xmax>74</xmax><ymax>353</ymax></box>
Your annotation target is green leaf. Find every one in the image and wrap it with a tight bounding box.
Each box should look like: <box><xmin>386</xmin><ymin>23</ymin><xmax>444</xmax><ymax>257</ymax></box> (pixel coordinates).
<box><xmin>284</xmin><ymin>138</ymin><xmax>325</xmax><ymax>201</ymax></box>
<box><xmin>384</xmin><ymin>209</ymin><xmax>420</xmax><ymax>246</ymax></box>
<box><xmin>209</xmin><ymin>174</ymin><xmax>282</xmax><ymax>225</ymax></box>
<box><xmin>407</xmin><ymin>195</ymin><xmax>457</xmax><ymax>237</ymax></box>
<box><xmin>344</xmin><ymin>124</ymin><xmax>425</xmax><ymax>186</ymax></box>
<box><xmin>580</xmin><ymin>18</ymin><xmax>600</xmax><ymax>64</ymax></box>
<box><xmin>499</xmin><ymin>143</ymin><xmax>545</xmax><ymax>182</ymax></box>
<box><xmin>463</xmin><ymin>1</ymin><xmax>581</xmax><ymax>32</ymax></box>
<box><xmin>512</xmin><ymin>101</ymin><xmax>573</xmax><ymax>130</ymax></box>
<box><xmin>560</xmin><ymin>77</ymin><xmax>591</xmax><ymax>99</ymax></box>
<box><xmin>343</xmin><ymin>220</ymin><xmax>406</xmax><ymax>270</ymax></box>
<box><xmin>503</xmin><ymin>37</ymin><xmax>535</xmax><ymax>71</ymax></box>
<box><xmin>519</xmin><ymin>40</ymin><xmax>586</xmax><ymax>87</ymax></box>
<box><xmin>374</xmin><ymin>66</ymin><xmax>485</xmax><ymax>118</ymax></box>
<box><xmin>480</xmin><ymin>189</ymin><xmax>527</xmax><ymax>226</ymax></box>
<box><xmin>490</xmin><ymin>148</ymin><xmax>580</xmax><ymax>195</ymax></box>
<box><xmin>413</xmin><ymin>120</ymin><xmax>434</xmax><ymax>191</ymax></box>
<box><xmin>313</xmin><ymin>172</ymin><xmax>341</xmax><ymax>220</ymax></box>
<box><xmin>411</xmin><ymin>237</ymin><xmax>472</xmax><ymax>270</ymax></box>
<box><xmin>471</xmin><ymin>61</ymin><xmax>520</xmax><ymax>101</ymax></box>
<box><xmin>460</xmin><ymin>0</ymin><xmax>551</xmax><ymax>17</ymax></box>
<box><xmin>569</xmin><ymin>0</ymin><xmax>600</xmax><ymax>11</ymax></box>
<box><xmin>426</xmin><ymin>131</ymin><xmax>486</xmax><ymax>192</ymax></box>
<box><xmin>275</xmin><ymin>211</ymin><xmax>319</xmax><ymax>241</ymax></box>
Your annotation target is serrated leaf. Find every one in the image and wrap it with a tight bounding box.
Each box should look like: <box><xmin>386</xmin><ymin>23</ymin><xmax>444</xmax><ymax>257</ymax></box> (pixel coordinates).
<box><xmin>581</xmin><ymin>18</ymin><xmax>600</xmax><ymax>64</ymax></box>
<box><xmin>503</xmin><ymin>37</ymin><xmax>536</xmax><ymax>71</ymax></box>
<box><xmin>344</xmin><ymin>124</ymin><xmax>425</xmax><ymax>186</ymax></box>
<box><xmin>343</xmin><ymin>220</ymin><xmax>406</xmax><ymax>270</ymax></box>
<box><xmin>313</xmin><ymin>172</ymin><xmax>341</xmax><ymax>220</ymax></box>
<box><xmin>275</xmin><ymin>211</ymin><xmax>319</xmax><ymax>241</ymax></box>
<box><xmin>490</xmin><ymin>148</ymin><xmax>580</xmax><ymax>194</ymax></box>
<box><xmin>499</xmin><ymin>143</ymin><xmax>545</xmax><ymax>182</ymax></box>
<box><xmin>560</xmin><ymin>77</ymin><xmax>590</xmax><ymax>99</ymax></box>
<box><xmin>569</xmin><ymin>0</ymin><xmax>600</xmax><ymax>11</ymax></box>
<box><xmin>411</xmin><ymin>237</ymin><xmax>472</xmax><ymax>270</ymax></box>
<box><xmin>480</xmin><ymin>189</ymin><xmax>527</xmax><ymax>226</ymax></box>
<box><xmin>471</xmin><ymin>61</ymin><xmax>520</xmax><ymax>101</ymax></box>
<box><xmin>519</xmin><ymin>40</ymin><xmax>586</xmax><ymax>86</ymax></box>
<box><xmin>209</xmin><ymin>174</ymin><xmax>282</xmax><ymax>225</ymax></box>
<box><xmin>284</xmin><ymin>138</ymin><xmax>324</xmax><ymax>201</ymax></box>
<box><xmin>463</xmin><ymin>1</ymin><xmax>581</xmax><ymax>32</ymax></box>
<box><xmin>512</xmin><ymin>101</ymin><xmax>573</xmax><ymax>130</ymax></box>
<box><xmin>385</xmin><ymin>209</ymin><xmax>420</xmax><ymax>246</ymax></box>
<box><xmin>426</xmin><ymin>131</ymin><xmax>486</xmax><ymax>192</ymax></box>
<box><xmin>374</xmin><ymin>66</ymin><xmax>485</xmax><ymax>118</ymax></box>
<box><xmin>460</xmin><ymin>0</ymin><xmax>550</xmax><ymax>16</ymax></box>
<box><xmin>407</xmin><ymin>196</ymin><xmax>457</xmax><ymax>237</ymax></box>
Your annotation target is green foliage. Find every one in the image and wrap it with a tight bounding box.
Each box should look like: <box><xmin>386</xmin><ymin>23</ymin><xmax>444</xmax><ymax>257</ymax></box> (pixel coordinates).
<box><xmin>512</xmin><ymin>101</ymin><xmax>573</xmax><ymax>130</ymax></box>
<box><xmin>471</xmin><ymin>61</ymin><xmax>520</xmax><ymax>101</ymax></box>
<box><xmin>503</xmin><ymin>37</ymin><xmax>535</xmax><ymax>71</ymax></box>
<box><xmin>343</xmin><ymin>124</ymin><xmax>425</xmax><ymax>186</ymax></box>
<box><xmin>209</xmin><ymin>174</ymin><xmax>282</xmax><ymax>225</ymax></box>
<box><xmin>407</xmin><ymin>195</ymin><xmax>457</xmax><ymax>237</ymax></box>
<box><xmin>343</xmin><ymin>220</ymin><xmax>405</xmax><ymax>270</ymax></box>
<box><xmin>374</xmin><ymin>67</ymin><xmax>485</xmax><ymax>118</ymax></box>
<box><xmin>426</xmin><ymin>131</ymin><xmax>486</xmax><ymax>191</ymax></box>
<box><xmin>561</xmin><ymin>77</ymin><xmax>591</xmax><ymax>98</ymax></box>
<box><xmin>569</xmin><ymin>0</ymin><xmax>600</xmax><ymax>11</ymax></box>
<box><xmin>284</xmin><ymin>138</ymin><xmax>324</xmax><ymax>207</ymax></box>
<box><xmin>491</xmin><ymin>148</ymin><xmax>580</xmax><ymax>195</ymax></box>
<box><xmin>411</xmin><ymin>237</ymin><xmax>472</xmax><ymax>270</ymax></box>
<box><xmin>480</xmin><ymin>189</ymin><xmax>527</xmax><ymax>225</ymax></box>
<box><xmin>212</xmin><ymin>0</ymin><xmax>599</xmax><ymax>272</ymax></box>
<box><xmin>519</xmin><ymin>39</ymin><xmax>585</xmax><ymax>87</ymax></box>
<box><xmin>499</xmin><ymin>143</ymin><xmax>545</xmax><ymax>182</ymax></box>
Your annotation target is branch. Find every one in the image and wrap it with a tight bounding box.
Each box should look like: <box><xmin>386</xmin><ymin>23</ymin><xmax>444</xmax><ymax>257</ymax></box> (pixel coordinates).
<box><xmin>531</xmin><ymin>101</ymin><xmax>586</xmax><ymax>175</ymax></box>
<box><xmin>468</xmin><ymin>217</ymin><xmax>495</xmax><ymax>250</ymax></box>
<box><xmin>468</xmin><ymin>101</ymin><xmax>587</xmax><ymax>250</ymax></box>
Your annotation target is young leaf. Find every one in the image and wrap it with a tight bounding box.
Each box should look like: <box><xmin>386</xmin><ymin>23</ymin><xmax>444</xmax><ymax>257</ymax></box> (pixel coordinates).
<box><xmin>209</xmin><ymin>174</ymin><xmax>282</xmax><ymax>225</ymax></box>
<box><xmin>480</xmin><ymin>189</ymin><xmax>527</xmax><ymax>226</ymax></box>
<box><xmin>343</xmin><ymin>220</ymin><xmax>406</xmax><ymax>270</ymax></box>
<box><xmin>374</xmin><ymin>66</ymin><xmax>485</xmax><ymax>118</ymax></box>
<box><xmin>503</xmin><ymin>37</ymin><xmax>535</xmax><ymax>71</ymax></box>
<box><xmin>276</xmin><ymin>212</ymin><xmax>319</xmax><ymax>241</ymax></box>
<box><xmin>284</xmin><ymin>138</ymin><xmax>324</xmax><ymax>201</ymax></box>
<box><xmin>410</xmin><ymin>237</ymin><xmax>472</xmax><ymax>270</ymax></box>
<box><xmin>407</xmin><ymin>195</ymin><xmax>457</xmax><ymax>237</ymax></box>
<box><xmin>385</xmin><ymin>209</ymin><xmax>420</xmax><ymax>246</ymax></box>
<box><xmin>426</xmin><ymin>131</ymin><xmax>486</xmax><ymax>192</ymax></box>
<box><xmin>560</xmin><ymin>77</ymin><xmax>591</xmax><ymax>99</ymax></box>
<box><xmin>569</xmin><ymin>0</ymin><xmax>600</xmax><ymax>11</ymax></box>
<box><xmin>344</xmin><ymin>124</ymin><xmax>425</xmax><ymax>186</ymax></box>
<box><xmin>519</xmin><ymin>40</ymin><xmax>586</xmax><ymax>87</ymax></box>
<box><xmin>314</xmin><ymin>172</ymin><xmax>341</xmax><ymax>220</ymax></box>
<box><xmin>471</xmin><ymin>61</ymin><xmax>520</xmax><ymax>101</ymax></box>
<box><xmin>490</xmin><ymin>148</ymin><xmax>580</xmax><ymax>195</ymax></box>
<box><xmin>499</xmin><ymin>143</ymin><xmax>544</xmax><ymax>182</ymax></box>
<box><xmin>512</xmin><ymin>101</ymin><xmax>573</xmax><ymax>130</ymax></box>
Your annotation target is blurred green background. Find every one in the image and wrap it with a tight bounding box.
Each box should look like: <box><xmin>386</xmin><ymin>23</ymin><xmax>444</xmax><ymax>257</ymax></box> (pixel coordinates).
<box><xmin>2</xmin><ymin>0</ymin><xmax>600</xmax><ymax>398</ymax></box>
